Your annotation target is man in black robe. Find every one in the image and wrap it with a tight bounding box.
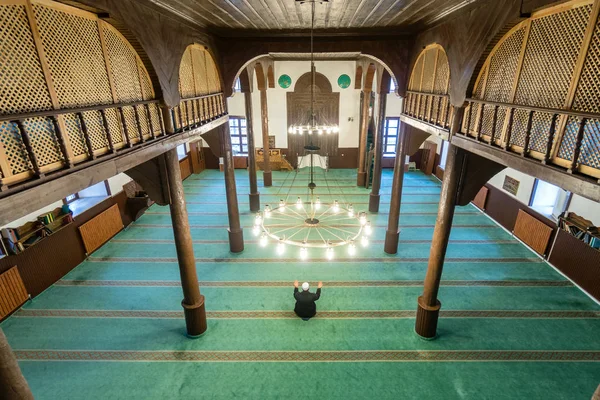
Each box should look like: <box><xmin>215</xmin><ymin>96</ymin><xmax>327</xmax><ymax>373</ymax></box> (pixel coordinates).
<box><xmin>293</xmin><ymin>280</ymin><xmax>322</xmax><ymax>320</ymax></box>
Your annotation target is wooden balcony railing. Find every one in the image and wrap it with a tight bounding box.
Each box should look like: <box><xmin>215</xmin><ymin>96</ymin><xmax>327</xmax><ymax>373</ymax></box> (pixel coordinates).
<box><xmin>403</xmin><ymin>91</ymin><xmax>454</xmax><ymax>129</ymax></box>
<box><xmin>460</xmin><ymin>98</ymin><xmax>600</xmax><ymax>181</ymax></box>
<box><xmin>173</xmin><ymin>93</ymin><xmax>226</xmax><ymax>131</ymax></box>
<box><xmin>0</xmin><ymin>100</ymin><xmax>165</xmax><ymax>188</ymax></box>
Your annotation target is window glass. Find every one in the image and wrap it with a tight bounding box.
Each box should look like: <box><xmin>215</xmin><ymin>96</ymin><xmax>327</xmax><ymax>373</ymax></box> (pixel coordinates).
<box><xmin>234</xmin><ymin>78</ymin><xmax>241</xmax><ymax>92</ymax></box>
<box><xmin>177</xmin><ymin>144</ymin><xmax>187</xmax><ymax>160</ymax></box>
<box><xmin>383</xmin><ymin>117</ymin><xmax>400</xmax><ymax>157</ymax></box>
<box><xmin>229</xmin><ymin>116</ymin><xmax>248</xmax><ymax>154</ymax></box>
<box><xmin>389</xmin><ymin>79</ymin><xmax>397</xmax><ymax>93</ymax></box>
<box><xmin>440</xmin><ymin>141</ymin><xmax>449</xmax><ymax>167</ymax></box>
<box><xmin>530</xmin><ymin>179</ymin><xmax>567</xmax><ymax>218</ymax></box>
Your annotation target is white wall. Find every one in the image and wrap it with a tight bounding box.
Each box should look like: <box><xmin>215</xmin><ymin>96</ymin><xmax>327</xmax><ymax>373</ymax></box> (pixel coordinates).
<box><xmin>568</xmin><ymin>194</ymin><xmax>600</xmax><ymax>226</ymax></box>
<box><xmin>386</xmin><ymin>92</ymin><xmax>403</xmax><ymax>117</ymax></box>
<box><xmin>108</xmin><ymin>173</ymin><xmax>132</xmax><ymax>195</ymax></box>
<box><xmin>487</xmin><ymin>167</ymin><xmax>536</xmax><ymax>205</ymax></box>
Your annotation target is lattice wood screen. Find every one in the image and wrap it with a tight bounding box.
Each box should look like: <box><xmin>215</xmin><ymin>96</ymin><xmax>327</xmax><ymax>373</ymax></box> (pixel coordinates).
<box><xmin>178</xmin><ymin>44</ymin><xmax>222</xmax><ymax>99</ymax></box>
<box><xmin>464</xmin><ymin>0</ymin><xmax>600</xmax><ymax>178</ymax></box>
<box><xmin>407</xmin><ymin>44</ymin><xmax>450</xmax><ymax>95</ymax></box>
<box><xmin>0</xmin><ymin>0</ymin><xmax>158</xmax><ymax>184</ymax></box>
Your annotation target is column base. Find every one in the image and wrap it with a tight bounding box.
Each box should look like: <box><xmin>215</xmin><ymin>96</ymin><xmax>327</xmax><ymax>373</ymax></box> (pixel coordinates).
<box><xmin>263</xmin><ymin>171</ymin><xmax>272</xmax><ymax>187</ymax></box>
<box><xmin>357</xmin><ymin>171</ymin><xmax>366</xmax><ymax>187</ymax></box>
<box><xmin>384</xmin><ymin>230</ymin><xmax>399</xmax><ymax>254</ymax></box>
<box><xmin>228</xmin><ymin>228</ymin><xmax>244</xmax><ymax>253</ymax></box>
<box><xmin>249</xmin><ymin>192</ymin><xmax>260</xmax><ymax>212</ymax></box>
<box><xmin>415</xmin><ymin>296</ymin><xmax>442</xmax><ymax>339</ymax></box>
<box><xmin>182</xmin><ymin>296</ymin><xmax>207</xmax><ymax>337</ymax></box>
<box><xmin>368</xmin><ymin>193</ymin><xmax>380</xmax><ymax>213</ymax></box>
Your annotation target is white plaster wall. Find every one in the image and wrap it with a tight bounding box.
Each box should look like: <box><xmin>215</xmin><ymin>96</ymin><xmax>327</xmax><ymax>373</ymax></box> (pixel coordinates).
<box><xmin>487</xmin><ymin>167</ymin><xmax>536</xmax><ymax>205</ymax></box>
<box><xmin>386</xmin><ymin>93</ymin><xmax>403</xmax><ymax>117</ymax></box>
<box><xmin>568</xmin><ymin>195</ymin><xmax>600</xmax><ymax>226</ymax></box>
<box><xmin>107</xmin><ymin>173</ymin><xmax>132</xmax><ymax>195</ymax></box>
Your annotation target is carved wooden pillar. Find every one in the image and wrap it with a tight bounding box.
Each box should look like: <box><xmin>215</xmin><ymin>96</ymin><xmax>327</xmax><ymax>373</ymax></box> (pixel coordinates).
<box><xmin>369</xmin><ymin>91</ymin><xmax>387</xmax><ymax>212</ymax></box>
<box><xmin>0</xmin><ymin>329</ymin><xmax>34</xmax><ymax>400</ymax></box>
<box><xmin>416</xmin><ymin>143</ymin><xmax>465</xmax><ymax>339</ymax></box>
<box><xmin>165</xmin><ymin>148</ymin><xmax>206</xmax><ymax>336</ymax></box>
<box><xmin>357</xmin><ymin>89</ymin><xmax>371</xmax><ymax>186</ymax></box>
<box><xmin>384</xmin><ymin>123</ymin><xmax>408</xmax><ymax>254</ymax></box>
<box><xmin>260</xmin><ymin>89</ymin><xmax>272</xmax><ymax>187</ymax></box>
<box><xmin>245</xmin><ymin>91</ymin><xmax>260</xmax><ymax>211</ymax></box>
<box><xmin>221</xmin><ymin>124</ymin><xmax>244</xmax><ymax>252</ymax></box>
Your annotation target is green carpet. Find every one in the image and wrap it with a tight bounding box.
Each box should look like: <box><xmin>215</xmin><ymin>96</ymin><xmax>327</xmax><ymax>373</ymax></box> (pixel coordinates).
<box><xmin>2</xmin><ymin>168</ymin><xmax>600</xmax><ymax>400</ymax></box>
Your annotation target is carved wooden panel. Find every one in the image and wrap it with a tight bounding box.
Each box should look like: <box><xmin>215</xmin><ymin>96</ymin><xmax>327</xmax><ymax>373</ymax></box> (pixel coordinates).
<box><xmin>408</xmin><ymin>44</ymin><xmax>450</xmax><ymax>96</ymax></box>
<box><xmin>179</xmin><ymin>44</ymin><xmax>221</xmax><ymax>99</ymax></box>
<box><xmin>0</xmin><ymin>266</ymin><xmax>28</xmax><ymax>320</ymax></box>
<box><xmin>513</xmin><ymin>209</ymin><xmax>553</xmax><ymax>255</ymax></box>
<box><xmin>78</xmin><ymin>203</ymin><xmax>123</xmax><ymax>254</ymax></box>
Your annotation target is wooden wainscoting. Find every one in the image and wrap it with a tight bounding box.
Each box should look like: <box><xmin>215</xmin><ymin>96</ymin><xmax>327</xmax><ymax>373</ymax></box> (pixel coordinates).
<box><xmin>549</xmin><ymin>229</ymin><xmax>600</xmax><ymax>301</ymax></box>
<box><xmin>435</xmin><ymin>165</ymin><xmax>444</xmax><ymax>181</ymax></box>
<box><xmin>0</xmin><ymin>266</ymin><xmax>28</xmax><ymax>321</ymax></box>
<box><xmin>472</xmin><ymin>186</ymin><xmax>488</xmax><ymax>210</ymax></box>
<box><xmin>513</xmin><ymin>209</ymin><xmax>553</xmax><ymax>255</ymax></box>
<box><xmin>78</xmin><ymin>204</ymin><xmax>124</xmax><ymax>255</ymax></box>
<box><xmin>180</xmin><ymin>156</ymin><xmax>192</xmax><ymax>180</ymax></box>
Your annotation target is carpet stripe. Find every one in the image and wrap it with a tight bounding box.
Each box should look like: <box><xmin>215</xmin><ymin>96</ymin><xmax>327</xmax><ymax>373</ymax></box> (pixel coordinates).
<box><xmin>87</xmin><ymin>257</ymin><xmax>541</xmax><ymax>263</ymax></box>
<box><xmin>14</xmin><ymin>349</ymin><xmax>600</xmax><ymax>362</ymax></box>
<box><xmin>132</xmin><ymin>224</ymin><xmax>498</xmax><ymax>229</ymax></box>
<box><xmin>110</xmin><ymin>239</ymin><xmax>518</xmax><ymax>245</ymax></box>
<box><xmin>15</xmin><ymin>309</ymin><xmax>600</xmax><ymax>319</ymax></box>
<box><xmin>54</xmin><ymin>279</ymin><xmax>571</xmax><ymax>287</ymax></box>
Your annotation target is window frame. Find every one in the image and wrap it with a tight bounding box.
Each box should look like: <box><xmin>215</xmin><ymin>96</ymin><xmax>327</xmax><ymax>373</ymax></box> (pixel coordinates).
<box><xmin>229</xmin><ymin>116</ymin><xmax>248</xmax><ymax>155</ymax></box>
<box><xmin>383</xmin><ymin>117</ymin><xmax>400</xmax><ymax>157</ymax></box>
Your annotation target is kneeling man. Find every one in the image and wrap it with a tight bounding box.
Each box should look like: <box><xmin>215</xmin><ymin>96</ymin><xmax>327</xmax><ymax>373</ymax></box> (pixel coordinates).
<box><xmin>293</xmin><ymin>280</ymin><xmax>322</xmax><ymax>320</ymax></box>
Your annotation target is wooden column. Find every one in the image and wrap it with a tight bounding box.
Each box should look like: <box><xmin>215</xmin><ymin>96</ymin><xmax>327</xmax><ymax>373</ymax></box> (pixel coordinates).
<box><xmin>357</xmin><ymin>89</ymin><xmax>371</xmax><ymax>186</ymax></box>
<box><xmin>245</xmin><ymin>92</ymin><xmax>260</xmax><ymax>212</ymax></box>
<box><xmin>221</xmin><ymin>125</ymin><xmax>244</xmax><ymax>253</ymax></box>
<box><xmin>259</xmin><ymin>89</ymin><xmax>272</xmax><ymax>187</ymax></box>
<box><xmin>0</xmin><ymin>329</ymin><xmax>34</xmax><ymax>400</ymax></box>
<box><xmin>369</xmin><ymin>91</ymin><xmax>387</xmax><ymax>212</ymax></box>
<box><xmin>384</xmin><ymin>123</ymin><xmax>409</xmax><ymax>254</ymax></box>
<box><xmin>416</xmin><ymin>143</ymin><xmax>465</xmax><ymax>339</ymax></box>
<box><xmin>165</xmin><ymin>149</ymin><xmax>207</xmax><ymax>337</ymax></box>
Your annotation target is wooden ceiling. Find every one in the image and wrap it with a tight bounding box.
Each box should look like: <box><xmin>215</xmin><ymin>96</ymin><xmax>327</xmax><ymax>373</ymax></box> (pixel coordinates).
<box><xmin>145</xmin><ymin>0</ymin><xmax>478</xmax><ymax>35</ymax></box>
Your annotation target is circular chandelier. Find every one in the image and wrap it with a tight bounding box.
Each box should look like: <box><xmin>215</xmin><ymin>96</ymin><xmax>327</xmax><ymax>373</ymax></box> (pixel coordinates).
<box><xmin>251</xmin><ymin>0</ymin><xmax>372</xmax><ymax>260</ymax></box>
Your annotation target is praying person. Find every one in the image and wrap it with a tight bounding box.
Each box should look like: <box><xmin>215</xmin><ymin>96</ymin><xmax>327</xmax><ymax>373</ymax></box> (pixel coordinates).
<box><xmin>293</xmin><ymin>280</ymin><xmax>322</xmax><ymax>320</ymax></box>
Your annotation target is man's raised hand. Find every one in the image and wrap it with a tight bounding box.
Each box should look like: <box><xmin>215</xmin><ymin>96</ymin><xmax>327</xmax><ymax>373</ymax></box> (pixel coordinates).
<box><xmin>318</xmin><ymin>281</ymin><xmax>323</xmax><ymax>289</ymax></box>
<box><xmin>294</xmin><ymin>280</ymin><xmax>299</xmax><ymax>288</ymax></box>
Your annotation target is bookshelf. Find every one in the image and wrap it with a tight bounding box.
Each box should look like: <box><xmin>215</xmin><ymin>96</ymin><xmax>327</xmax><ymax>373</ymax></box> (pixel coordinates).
<box><xmin>2</xmin><ymin>207</ymin><xmax>73</xmax><ymax>254</ymax></box>
<box><xmin>558</xmin><ymin>212</ymin><xmax>600</xmax><ymax>251</ymax></box>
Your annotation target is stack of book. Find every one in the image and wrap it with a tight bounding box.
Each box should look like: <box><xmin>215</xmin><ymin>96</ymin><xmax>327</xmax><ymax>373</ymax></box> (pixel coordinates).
<box><xmin>559</xmin><ymin>212</ymin><xmax>600</xmax><ymax>250</ymax></box>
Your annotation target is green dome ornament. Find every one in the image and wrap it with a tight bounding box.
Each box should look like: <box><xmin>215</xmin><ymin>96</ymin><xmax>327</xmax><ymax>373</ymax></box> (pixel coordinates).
<box><xmin>337</xmin><ymin>74</ymin><xmax>351</xmax><ymax>89</ymax></box>
<box><xmin>278</xmin><ymin>74</ymin><xmax>292</xmax><ymax>89</ymax></box>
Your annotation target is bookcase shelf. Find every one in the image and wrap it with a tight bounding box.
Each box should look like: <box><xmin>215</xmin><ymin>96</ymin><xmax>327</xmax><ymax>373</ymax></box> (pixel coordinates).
<box><xmin>559</xmin><ymin>212</ymin><xmax>600</xmax><ymax>251</ymax></box>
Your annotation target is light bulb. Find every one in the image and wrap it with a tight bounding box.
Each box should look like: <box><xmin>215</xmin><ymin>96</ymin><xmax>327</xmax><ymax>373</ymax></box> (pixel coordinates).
<box><xmin>296</xmin><ymin>128</ymin><xmax>302</xmax><ymax>135</ymax></box>
<box><xmin>264</xmin><ymin>205</ymin><xmax>271</xmax><ymax>218</ymax></box>
<box><xmin>348</xmin><ymin>240</ymin><xmax>356</xmax><ymax>256</ymax></box>
<box><xmin>288</xmin><ymin>126</ymin><xmax>293</xmax><ymax>134</ymax></box>
<box><xmin>333</xmin><ymin>126</ymin><xmax>339</xmax><ymax>133</ymax></box>
<box><xmin>361</xmin><ymin>235</ymin><xmax>368</xmax><ymax>247</ymax></box>
<box><xmin>315</xmin><ymin>197</ymin><xmax>321</xmax><ymax>210</ymax></box>
<box><xmin>254</xmin><ymin>213</ymin><xmax>262</xmax><ymax>226</ymax></box>
<box><xmin>318</xmin><ymin>129</ymin><xmax>323</xmax><ymax>135</ymax></box>
<box><xmin>252</xmin><ymin>225</ymin><xmax>260</xmax><ymax>236</ymax></box>
<box><xmin>296</xmin><ymin>197</ymin><xmax>303</xmax><ymax>210</ymax></box>
<box><xmin>326</xmin><ymin>128</ymin><xmax>332</xmax><ymax>134</ymax></box>
<box><xmin>359</xmin><ymin>212</ymin><xmax>367</xmax><ymax>225</ymax></box>
<box><xmin>277</xmin><ymin>239</ymin><xmax>285</xmax><ymax>255</ymax></box>
<box><xmin>326</xmin><ymin>246</ymin><xmax>334</xmax><ymax>260</ymax></box>
<box><xmin>347</xmin><ymin>204</ymin><xmax>354</xmax><ymax>217</ymax></box>
<box><xmin>332</xmin><ymin>200</ymin><xmax>339</xmax><ymax>213</ymax></box>
<box><xmin>364</xmin><ymin>221</ymin><xmax>372</xmax><ymax>236</ymax></box>
<box><xmin>300</xmin><ymin>246</ymin><xmax>308</xmax><ymax>260</ymax></box>
<box><xmin>259</xmin><ymin>233</ymin><xmax>268</xmax><ymax>247</ymax></box>
<box><xmin>278</xmin><ymin>199</ymin><xmax>285</xmax><ymax>211</ymax></box>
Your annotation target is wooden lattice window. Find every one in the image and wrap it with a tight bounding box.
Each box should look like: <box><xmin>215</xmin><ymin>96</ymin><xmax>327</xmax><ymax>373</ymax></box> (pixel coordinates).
<box><xmin>407</xmin><ymin>44</ymin><xmax>450</xmax><ymax>95</ymax></box>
